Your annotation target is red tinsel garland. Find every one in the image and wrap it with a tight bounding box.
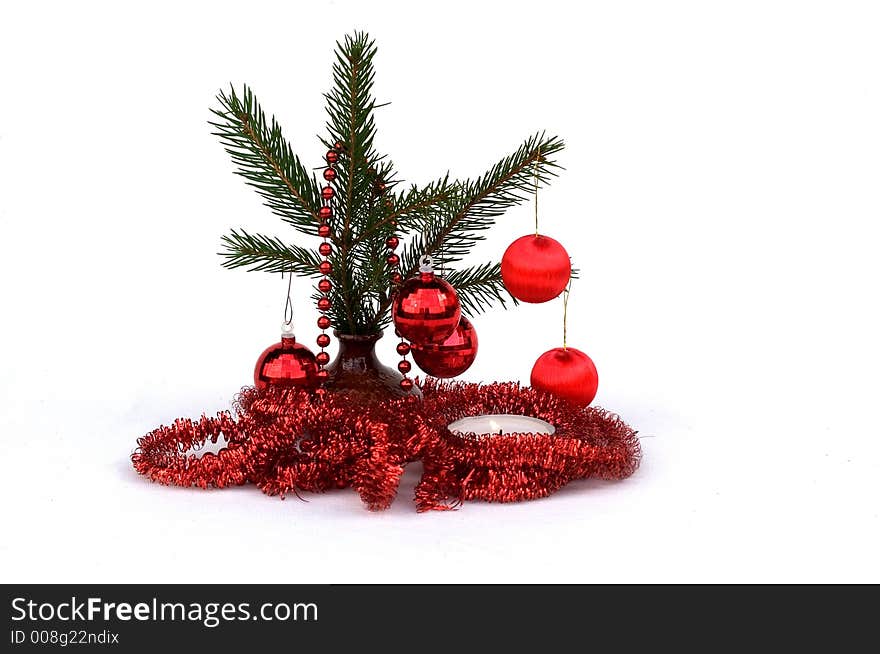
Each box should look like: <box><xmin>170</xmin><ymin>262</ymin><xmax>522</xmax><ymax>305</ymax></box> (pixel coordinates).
<box><xmin>132</xmin><ymin>380</ymin><xmax>640</xmax><ymax>511</ymax></box>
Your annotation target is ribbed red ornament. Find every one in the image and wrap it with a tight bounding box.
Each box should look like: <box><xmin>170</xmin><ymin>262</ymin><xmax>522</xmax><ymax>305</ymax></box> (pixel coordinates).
<box><xmin>501</xmin><ymin>234</ymin><xmax>571</xmax><ymax>303</ymax></box>
<box><xmin>254</xmin><ymin>336</ymin><xmax>319</xmax><ymax>390</ymax></box>
<box><xmin>412</xmin><ymin>315</ymin><xmax>478</xmax><ymax>378</ymax></box>
<box><xmin>392</xmin><ymin>271</ymin><xmax>461</xmax><ymax>345</ymax></box>
<box><xmin>530</xmin><ymin>347</ymin><xmax>598</xmax><ymax>407</ymax></box>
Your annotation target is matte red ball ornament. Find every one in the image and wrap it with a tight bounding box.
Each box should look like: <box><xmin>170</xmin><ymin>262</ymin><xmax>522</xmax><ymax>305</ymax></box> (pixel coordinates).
<box><xmin>530</xmin><ymin>347</ymin><xmax>599</xmax><ymax>407</ymax></box>
<box><xmin>392</xmin><ymin>269</ymin><xmax>462</xmax><ymax>345</ymax></box>
<box><xmin>254</xmin><ymin>334</ymin><xmax>319</xmax><ymax>391</ymax></box>
<box><xmin>501</xmin><ymin>234</ymin><xmax>571</xmax><ymax>303</ymax></box>
<box><xmin>411</xmin><ymin>315</ymin><xmax>478</xmax><ymax>379</ymax></box>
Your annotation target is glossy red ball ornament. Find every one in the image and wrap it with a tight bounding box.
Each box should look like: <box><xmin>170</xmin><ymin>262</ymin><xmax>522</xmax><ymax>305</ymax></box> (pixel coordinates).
<box><xmin>317</xmin><ymin>315</ymin><xmax>332</xmax><ymax>330</ymax></box>
<box><xmin>400</xmin><ymin>378</ymin><xmax>414</xmax><ymax>391</ymax></box>
<box><xmin>501</xmin><ymin>234</ymin><xmax>571</xmax><ymax>303</ymax></box>
<box><xmin>316</xmin><ymin>351</ymin><xmax>330</xmax><ymax>366</ymax></box>
<box><xmin>530</xmin><ymin>347</ymin><xmax>599</xmax><ymax>407</ymax></box>
<box><xmin>386</xmin><ymin>236</ymin><xmax>399</xmax><ymax>250</ymax></box>
<box><xmin>386</xmin><ymin>253</ymin><xmax>400</xmax><ymax>267</ymax></box>
<box><xmin>318</xmin><ymin>224</ymin><xmax>331</xmax><ymax>238</ymax></box>
<box><xmin>411</xmin><ymin>315</ymin><xmax>478</xmax><ymax>378</ymax></box>
<box><xmin>323</xmin><ymin>168</ymin><xmax>337</xmax><ymax>182</ymax></box>
<box><xmin>319</xmin><ymin>206</ymin><xmax>332</xmax><ymax>220</ymax></box>
<box><xmin>326</xmin><ymin>150</ymin><xmax>339</xmax><ymax>164</ymax></box>
<box><xmin>319</xmin><ymin>261</ymin><xmax>332</xmax><ymax>275</ymax></box>
<box><xmin>392</xmin><ymin>271</ymin><xmax>461</xmax><ymax>345</ymax></box>
<box><xmin>322</xmin><ymin>186</ymin><xmax>335</xmax><ymax>200</ymax></box>
<box><xmin>318</xmin><ymin>278</ymin><xmax>331</xmax><ymax>293</ymax></box>
<box><xmin>254</xmin><ymin>335</ymin><xmax>319</xmax><ymax>390</ymax></box>
<box><xmin>319</xmin><ymin>242</ymin><xmax>332</xmax><ymax>256</ymax></box>
<box><xmin>398</xmin><ymin>360</ymin><xmax>412</xmax><ymax>374</ymax></box>
<box><xmin>317</xmin><ymin>297</ymin><xmax>331</xmax><ymax>311</ymax></box>
<box><xmin>396</xmin><ymin>342</ymin><xmax>411</xmax><ymax>356</ymax></box>
<box><xmin>316</xmin><ymin>333</ymin><xmax>331</xmax><ymax>348</ymax></box>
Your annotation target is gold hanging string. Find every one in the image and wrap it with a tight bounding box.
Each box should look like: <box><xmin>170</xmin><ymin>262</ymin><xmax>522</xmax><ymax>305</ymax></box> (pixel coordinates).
<box><xmin>562</xmin><ymin>281</ymin><xmax>571</xmax><ymax>350</ymax></box>
<box><xmin>534</xmin><ymin>147</ymin><xmax>541</xmax><ymax>236</ymax></box>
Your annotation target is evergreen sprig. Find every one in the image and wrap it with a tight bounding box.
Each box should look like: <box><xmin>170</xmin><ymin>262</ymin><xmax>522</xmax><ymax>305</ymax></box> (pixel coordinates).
<box><xmin>214</xmin><ymin>32</ymin><xmax>565</xmax><ymax>335</ymax></box>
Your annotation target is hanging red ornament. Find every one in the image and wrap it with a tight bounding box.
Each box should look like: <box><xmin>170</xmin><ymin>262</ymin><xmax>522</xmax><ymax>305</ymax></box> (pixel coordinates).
<box><xmin>501</xmin><ymin>234</ymin><xmax>571</xmax><ymax>303</ymax></box>
<box><xmin>530</xmin><ymin>347</ymin><xmax>598</xmax><ymax>407</ymax></box>
<box><xmin>392</xmin><ymin>257</ymin><xmax>461</xmax><ymax>345</ymax></box>
<box><xmin>411</xmin><ymin>315</ymin><xmax>478</xmax><ymax>378</ymax></box>
<box><xmin>254</xmin><ymin>325</ymin><xmax>319</xmax><ymax>391</ymax></box>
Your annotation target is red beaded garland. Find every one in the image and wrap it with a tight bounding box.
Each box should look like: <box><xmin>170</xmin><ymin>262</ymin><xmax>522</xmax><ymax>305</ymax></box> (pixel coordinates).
<box><xmin>319</xmin><ymin>242</ymin><xmax>332</xmax><ymax>256</ymax></box>
<box><xmin>530</xmin><ymin>347</ymin><xmax>599</xmax><ymax>407</ymax></box>
<box><xmin>396</xmin><ymin>342</ymin><xmax>411</xmax><ymax>356</ymax></box>
<box><xmin>333</xmin><ymin>141</ymin><xmax>344</xmax><ymax>151</ymax></box>
<box><xmin>319</xmin><ymin>206</ymin><xmax>332</xmax><ymax>220</ymax></box>
<box><xmin>317</xmin><ymin>316</ymin><xmax>332</xmax><ymax>330</ymax></box>
<box><xmin>322</xmin><ymin>186</ymin><xmax>335</xmax><ymax>200</ymax></box>
<box><xmin>323</xmin><ymin>168</ymin><xmax>337</xmax><ymax>181</ymax></box>
<box><xmin>398</xmin><ymin>360</ymin><xmax>412</xmax><ymax>374</ymax></box>
<box><xmin>318</xmin><ymin>224</ymin><xmax>331</xmax><ymax>238</ymax></box>
<box><xmin>501</xmin><ymin>234</ymin><xmax>571</xmax><ymax>303</ymax></box>
<box><xmin>318</xmin><ymin>279</ymin><xmax>331</xmax><ymax>293</ymax></box>
<box><xmin>411</xmin><ymin>315</ymin><xmax>478</xmax><ymax>378</ymax></box>
<box><xmin>386</xmin><ymin>253</ymin><xmax>400</xmax><ymax>267</ymax></box>
<box><xmin>390</xmin><ymin>272</ymin><xmax>402</xmax><ymax>285</ymax></box>
<box><xmin>319</xmin><ymin>261</ymin><xmax>332</xmax><ymax>275</ymax></box>
<box><xmin>317</xmin><ymin>297</ymin><xmax>331</xmax><ymax>311</ymax></box>
<box><xmin>317</xmin><ymin>334</ymin><xmax>331</xmax><ymax>348</ymax></box>
<box><xmin>400</xmin><ymin>378</ymin><xmax>414</xmax><ymax>391</ymax></box>
<box><xmin>316</xmin><ymin>351</ymin><xmax>331</xmax><ymax>366</ymax></box>
<box><xmin>386</xmin><ymin>236</ymin><xmax>399</xmax><ymax>250</ymax></box>
<box><xmin>392</xmin><ymin>271</ymin><xmax>461</xmax><ymax>345</ymax></box>
<box><xmin>326</xmin><ymin>150</ymin><xmax>339</xmax><ymax>164</ymax></box>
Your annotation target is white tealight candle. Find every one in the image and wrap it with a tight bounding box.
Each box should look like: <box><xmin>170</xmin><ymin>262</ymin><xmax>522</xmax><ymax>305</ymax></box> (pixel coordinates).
<box><xmin>447</xmin><ymin>414</ymin><xmax>556</xmax><ymax>436</ymax></box>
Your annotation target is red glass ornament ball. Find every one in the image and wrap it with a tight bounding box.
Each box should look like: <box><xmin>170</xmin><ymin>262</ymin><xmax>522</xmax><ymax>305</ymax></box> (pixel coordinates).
<box><xmin>392</xmin><ymin>272</ymin><xmax>462</xmax><ymax>345</ymax></box>
<box><xmin>318</xmin><ymin>278</ymin><xmax>332</xmax><ymax>293</ymax></box>
<box><xmin>530</xmin><ymin>347</ymin><xmax>599</xmax><ymax>407</ymax></box>
<box><xmin>386</xmin><ymin>253</ymin><xmax>400</xmax><ymax>267</ymax></box>
<box><xmin>322</xmin><ymin>186</ymin><xmax>335</xmax><ymax>200</ymax></box>
<box><xmin>326</xmin><ymin>150</ymin><xmax>339</xmax><ymax>164</ymax></box>
<box><xmin>386</xmin><ymin>236</ymin><xmax>399</xmax><ymax>250</ymax></box>
<box><xmin>316</xmin><ymin>351</ymin><xmax>331</xmax><ymax>366</ymax></box>
<box><xmin>396</xmin><ymin>342</ymin><xmax>411</xmax><ymax>356</ymax></box>
<box><xmin>317</xmin><ymin>315</ymin><xmax>332</xmax><ymax>330</ymax></box>
<box><xmin>319</xmin><ymin>206</ymin><xmax>332</xmax><ymax>221</ymax></box>
<box><xmin>501</xmin><ymin>234</ymin><xmax>571</xmax><ymax>303</ymax></box>
<box><xmin>411</xmin><ymin>315</ymin><xmax>478</xmax><ymax>379</ymax></box>
<box><xmin>319</xmin><ymin>242</ymin><xmax>332</xmax><ymax>256</ymax></box>
<box><xmin>398</xmin><ymin>360</ymin><xmax>412</xmax><ymax>374</ymax></box>
<box><xmin>254</xmin><ymin>337</ymin><xmax>319</xmax><ymax>390</ymax></box>
<box><xmin>400</xmin><ymin>378</ymin><xmax>414</xmax><ymax>391</ymax></box>
<box><xmin>319</xmin><ymin>261</ymin><xmax>332</xmax><ymax>275</ymax></box>
<box><xmin>318</xmin><ymin>224</ymin><xmax>331</xmax><ymax>238</ymax></box>
<box><xmin>323</xmin><ymin>168</ymin><xmax>337</xmax><ymax>182</ymax></box>
<box><xmin>317</xmin><ymin>333</ymin><xmax>331</xmax><ymax>348</ymax></box>
<box><xmin>317</xmin><ymin>297</ymin><xmax>331</xmax><ymax>311</ymax></box>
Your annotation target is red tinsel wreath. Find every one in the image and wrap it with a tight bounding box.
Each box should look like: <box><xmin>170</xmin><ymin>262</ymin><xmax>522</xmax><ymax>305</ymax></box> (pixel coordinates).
<box><xmin>132</xmin><ymin>380</ymin><xmax>640</xmax><ymax>512</ymax></box>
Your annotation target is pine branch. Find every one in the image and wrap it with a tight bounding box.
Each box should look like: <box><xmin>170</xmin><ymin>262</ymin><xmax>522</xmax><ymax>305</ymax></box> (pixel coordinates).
<box><xmin>210</xmin><ymin>86</ymin><xmax>323</xmax><ymax>238</ymax></box>
<box><xmin>444</xmin><ymin>262</ymin><xmax>515</xmax><ymax>315</ymax></box>
<box><xmin>219</xmin><ymin>229</ymin><xmax>321</xmax><ymax>276</ymax></box>
<box><xmin>399</xmin><ymin>133</ymin><xmax>565</xmax><ymax>276</ymax></box>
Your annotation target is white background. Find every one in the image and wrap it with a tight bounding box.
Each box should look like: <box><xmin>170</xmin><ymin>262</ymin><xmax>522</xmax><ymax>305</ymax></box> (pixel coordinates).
<box><xmin>1</xmin><ymin>1</ymin><xmax>878</xmax><ymax>583</ymax></box>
